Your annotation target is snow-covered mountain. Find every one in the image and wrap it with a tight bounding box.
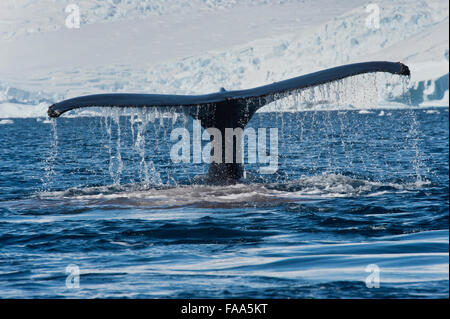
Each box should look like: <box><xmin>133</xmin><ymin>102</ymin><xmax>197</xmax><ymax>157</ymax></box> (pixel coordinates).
<box><xmin>0</xmin><ymin>0</ymin><xmax>448</xmax><ymax>118</ymax></box>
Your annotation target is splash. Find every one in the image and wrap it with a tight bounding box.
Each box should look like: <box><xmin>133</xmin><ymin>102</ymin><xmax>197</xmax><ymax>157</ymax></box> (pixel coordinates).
<box><xmin>258</xmin><ymin>73</ymin><xmax>410</xmax><ymax>112</ymax></box>
<box><xmin>401</xmin><ymin>76</ymin><xmax>429</xmax><ymax>184</ymax></box>
<box><xmin>43</xmin><ymin>73</ymin><xmax>427</xmax><ymax>189</ymax></box>
<box><xmin>98</xmin><ymin>107</ymin><xmax>187</xmax><ymax>187</ymax></box>
<box><xmin>130</xmin><ymin>107</ymin><xmax>161</xmax><ymax>186</ymax></box>
<box><xmin>252</xmin><ymin>72</ymin><xmax>427</xmax><ymax>183</ymax></box>
<box><xmin>41</xmin><ymin>117</ymin><xmax>58</xmax><ymax>190</ymax></box>
<box><xmin>102</xmin><ymin>108</ymin><xmax>123</xmax><ymax>185</ymax></box>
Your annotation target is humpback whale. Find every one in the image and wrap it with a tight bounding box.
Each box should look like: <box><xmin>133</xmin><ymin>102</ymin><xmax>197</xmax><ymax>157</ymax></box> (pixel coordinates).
<box><xmin>48</xmin><ymin>61</ymin><xmax>410</xmax><ymax>184</ymax></box>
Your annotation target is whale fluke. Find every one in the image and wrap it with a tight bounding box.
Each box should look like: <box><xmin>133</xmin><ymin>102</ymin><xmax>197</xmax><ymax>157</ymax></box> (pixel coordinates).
<box><xmin>47</xmin><ymin>61</ymin><xmax>410</xmax><ymax>183</ymax></box>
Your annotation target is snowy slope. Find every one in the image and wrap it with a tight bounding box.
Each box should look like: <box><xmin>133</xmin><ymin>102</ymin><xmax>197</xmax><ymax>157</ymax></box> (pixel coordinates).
<box><xmin>0</xmin><ymin>0</ymin><xmax>448</xmax><ymax>118</ymax></box>
<box><xmin>1</xmin><ymin>0</ymin><xmax>348</xmax><ymax>40</ymax></box>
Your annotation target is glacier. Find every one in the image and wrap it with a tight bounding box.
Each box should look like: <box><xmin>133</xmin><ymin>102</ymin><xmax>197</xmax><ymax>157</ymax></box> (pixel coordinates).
<box><xmin>0</xmin><ymin>0</ymin><xmax>448</xmax><ymax>118</ymax></box>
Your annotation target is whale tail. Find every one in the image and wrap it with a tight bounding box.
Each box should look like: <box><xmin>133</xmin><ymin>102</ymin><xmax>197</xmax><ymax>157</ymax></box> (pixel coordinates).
<box><xmin>48</xmin><ymin>61</ymin><xmax>410</xmax><ymax>183</ymax></box>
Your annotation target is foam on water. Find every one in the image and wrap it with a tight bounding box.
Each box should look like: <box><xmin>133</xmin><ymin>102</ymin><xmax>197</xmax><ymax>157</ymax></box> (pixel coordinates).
<box><xmin>35</xmin><ymin>173</ymin><xmax>431</xmax><ymax>210</ymax></box>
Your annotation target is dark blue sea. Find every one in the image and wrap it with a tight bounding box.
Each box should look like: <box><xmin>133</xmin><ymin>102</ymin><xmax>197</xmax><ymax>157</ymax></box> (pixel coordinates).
<box><xmin>0</xmin><ymin>107</ymin><xmax>448</xmax><ymax>298</ymax></box>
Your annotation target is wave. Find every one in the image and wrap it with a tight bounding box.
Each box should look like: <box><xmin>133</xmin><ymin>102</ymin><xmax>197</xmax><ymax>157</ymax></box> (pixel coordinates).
<box><xmin>33</xmin><ymin>173</ymin><xmax>429</xmax><ymax>208</ymax></box>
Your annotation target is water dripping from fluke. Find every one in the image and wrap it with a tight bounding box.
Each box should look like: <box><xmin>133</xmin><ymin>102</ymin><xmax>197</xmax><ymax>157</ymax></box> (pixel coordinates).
<box><xmin>41</xmin><ymin>117</ymin><xmax>58</xmax><ymax>191</ymax></box>
<box><xmin>46</xmin><ymin>61</ymin><xmax>412</xmax><ymax>187</ymax></box>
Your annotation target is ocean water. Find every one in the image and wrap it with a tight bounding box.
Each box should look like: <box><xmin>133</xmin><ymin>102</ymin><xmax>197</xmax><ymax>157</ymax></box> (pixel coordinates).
<box><xmin>0</xmin><ymin>108</ymin><xmax>448</xmax><ymax>298</ymax></box>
